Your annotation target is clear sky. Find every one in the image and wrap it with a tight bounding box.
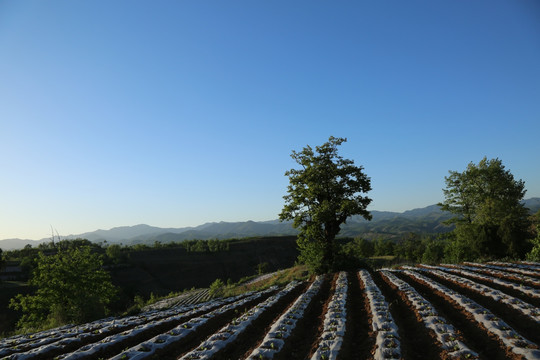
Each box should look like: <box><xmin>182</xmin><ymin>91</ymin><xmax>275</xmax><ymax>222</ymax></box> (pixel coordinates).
<box><xmin>1</xmin><ymin>0</ymin><xmax>539</xmax><ymax>240</ymax></box>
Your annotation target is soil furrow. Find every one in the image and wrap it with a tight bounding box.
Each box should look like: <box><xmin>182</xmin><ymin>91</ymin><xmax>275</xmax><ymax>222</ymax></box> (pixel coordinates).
<box><xmin>85</xmin><ymin>290</ymin><xmax>278</xmax><ymax>360</ymax></box>
<box><xmin>337</xmin><ymin>271</ymin><xmax>373</xmax><ymax>360</ymax></box>
<box><xmin>444</xmin><ymin>271</ymin><xmax>540</xmax><ymax>308</ymax></box>
<box><xmin>273</xmin><ymin>274</ymin><xmax>333</xmax><ymax>360</ymax></box>
<box><xmin>19</xmin><ymin>303</ymin><xmax>230</xmax><ymax>360</ymax></box>
<box><xmin>212</xmin><ymin>281</ymin><xmax>309</xmax><ymax>360</ymax></box>
<box><xmin>373</xmin><ymin>270</ymin><xmax>443</xmax><ymax>360</ymax></box>
<box><xmin>396</xmin><ymin>271</ymin><xmax>510</xmax><ymax>360</ymax></box>
<box><xmin>308</xmin><ymin>272</ymin><xmax>341</xmax><ymax>359</ymax></box>
<box><xmin>421</xmin><ymin>271</ymin><xmax>540</xmax><ymax>345</ymax></box>
<box><xmin>464</xmin><ymin>267</ymin><xmax>540</xmax><ymax>290</ymax></box>
<box><xmin>1</xmin><ymin>306</ymin><xmax>209</xmax><ymax>359</ymax></box>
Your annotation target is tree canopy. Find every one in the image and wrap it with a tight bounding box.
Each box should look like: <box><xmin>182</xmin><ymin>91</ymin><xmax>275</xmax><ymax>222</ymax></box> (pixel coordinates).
<box><xmin>9</xmin><ymin>246</ymin><xmax>117</xmax><ymax>330</ymax></box>
<box><xmin>0</xmin><ymin>247</ymin><xmax>5</xmax><ymax>274</ymax></box>
<box><xmin>439</xmin><ymin>157</ymin><xmax>533</xmax><ymax>261</ymax></box>
<box><xmin>279</xmin><ymin>136</ymin><xmax>372</xmax><ymax>273</ymax></box>
<box><xmin>526</xmin><ymin>211</ymin><xmax>540</xmax><ymax>261</ymax></box>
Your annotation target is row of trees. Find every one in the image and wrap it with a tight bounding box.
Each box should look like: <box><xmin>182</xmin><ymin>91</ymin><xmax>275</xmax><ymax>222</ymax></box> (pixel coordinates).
<box><xmin>348</xmin><ymin>207</ymin><xmax>539</xmax><ymax>264</ymax></box>
<box><xmin>182</xmin><ymin>239</ymin><xmax>231</xmax><ymax>252</ymax></box>
<box><xmin>3</xmin><ymin>237</ymin><xmax>234</xmax><ymax>278</ymax></box>
<box><xmin>281</xmin><ymin>137</ymin><xmax>537</xmax><ymax>273</ymax></box>
<box><xmin>4</xmin><ymin>238</ymin><xmax>233</xmax><ymax>262</ymax></box>
<box><xmin>342</xmin><ymin>234</ymin><xmax>446</xmax><ymax>264</ymax></box>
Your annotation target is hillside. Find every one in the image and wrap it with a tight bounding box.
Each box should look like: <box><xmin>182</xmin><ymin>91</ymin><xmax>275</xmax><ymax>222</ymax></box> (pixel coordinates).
<box><xmin>2</xmin><ymin>198</ymin><xmax>539</xmax><ymax>250</ymax></box>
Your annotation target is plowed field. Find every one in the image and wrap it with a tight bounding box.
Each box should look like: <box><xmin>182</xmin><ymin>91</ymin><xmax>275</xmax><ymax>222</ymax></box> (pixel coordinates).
<box><xmin>1</xmin><ymin>262</ymin><xmax>539</xmax><ymax>360</ymax></box>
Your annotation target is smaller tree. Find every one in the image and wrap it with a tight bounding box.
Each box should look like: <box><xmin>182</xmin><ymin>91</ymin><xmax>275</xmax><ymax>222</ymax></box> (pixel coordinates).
<box><xmin>256</xmin><ymin>262</ymin><xmax>269</xmax><ymax>275</ymax></box>
<box><xmin>526</xmin><ymin>211</ymin><xmax>540</xmax><ymax>261</ymax></box>
<box><xmin>526</xmin><ymin>232</ymin><xmax>540</xmax><ymax>261</ymax></box>
<box><xmin>393</xmin><ymin>233</ymin><xmax>425</xmax><ymax>262</ymax></box>
<box><xmin>373</xmin><ymin>237</ymin><xmax>394</xmax><ymax>256</ymax></box>
<box><xmin>439</xmin><ymin>157</ymin><xmax>532</xmax><ymax>260</ymax></box>
<box><xmin>106</xmin><ymin>244</ymin><xmax>125</xmax><ymax>264</ymax></box>
<box><xmin>342</xmin><ymin>237</ymin><xmax>375</xmax><ymax>258</ymax></box>
<box><xmin>421</xmin><ymin>238</ymin><xmax>446</xmax><ymax>264</ymax></box>
<box><xmin>209</xmin><ymin>278</ymin><xmax>225</xmax><ymax>297</ymax></box>
<box><xmin>0</xmin><ymin>248</ymin><xmax>5</xmax><ymax>281</ymax></box>
<box><xmin>10</xmin><ymin>246</ymin><xmax>117</xmax><ymax>330</ymax></box>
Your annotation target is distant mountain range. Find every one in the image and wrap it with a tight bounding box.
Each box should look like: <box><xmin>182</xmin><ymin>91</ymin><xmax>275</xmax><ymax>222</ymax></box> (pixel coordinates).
<box><xmin>2</xmin><ymin>198</ymin><xmax>539</xmax><ymax>250</ymax></box>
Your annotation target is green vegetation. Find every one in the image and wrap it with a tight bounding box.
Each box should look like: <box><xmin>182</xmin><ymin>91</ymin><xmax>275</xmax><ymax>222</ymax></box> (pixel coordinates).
<box><xmin>182</xmin><ymin>239</ymin><xmax>230</xmax><ymax>252</ymax></box>
<box><xmin>256</xmin><ymin>261</ymin><xmax>269</xmax><ymax>275</ymax></box>
<box><xmin>218</xmin><ymin>265</ymin><xmax>311</xmax><ymax>298</ymax></box>
<box><xmin>280</xmin><ymin>136</ymin><xmax>372</xmax><ymax>274</ymax></box>
<box><xmin>105</xmin><ymin>243</ymin><xmax>125</xmax><ymax>264</ymax></box>
<box><xmin>260</xmin><ymin>266</ymin><xmax>311</xmax><ymax>287</ymax></box>
<box><xmin>526</xmin><ymin>211</ymin><xmax>540</xmax><ymax>261</ymax></box>
<box><xmin>144</xmin><ymin>265</ymin><xmax>310</xmax><ymax>307</ymax></box>
<box><xmin>209</xmin><ymin>278</ymin><xmax>226</xmax><ymax>297</ymax></box>
<box><xmin>3</xmin><ymin>239</ymin><xmax>104</xmax><ymax>281</ymax></box>
<box><xmin>9</xmin><ymin>246</ymin><xmax>117</xmax><ymax>331</ymax></box>
<box><xmin>439</xmin><ymin>157</ymin><xmax>533</xmax><ymax>261</ymax></box>
<box><xmin>0</xmin><ymin>248</ymin><xmax>4</xmax><ymax>274</ymax></box>
<box><xmin>338</xmin><ymin>234</ymin><xmax>447</xmax><ymax>267</ymax></box>
<box><xmin>526</xmin><ymin>231</ymin><xmax>540</xmax><ymax>261</ymax></box>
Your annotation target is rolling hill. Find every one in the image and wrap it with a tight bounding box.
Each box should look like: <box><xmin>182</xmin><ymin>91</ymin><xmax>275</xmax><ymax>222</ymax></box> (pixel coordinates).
<box><xmin>2</xmin><ymin>198</ymin><xmax>539</xmax><ymax>249</ymax></box>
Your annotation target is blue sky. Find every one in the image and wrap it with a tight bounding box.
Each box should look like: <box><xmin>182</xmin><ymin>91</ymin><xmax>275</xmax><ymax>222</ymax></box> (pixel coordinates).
<box><xmin>1</xmin><ymin>0</ymin><xmax>539</xmax><ymax>240</ymax></box>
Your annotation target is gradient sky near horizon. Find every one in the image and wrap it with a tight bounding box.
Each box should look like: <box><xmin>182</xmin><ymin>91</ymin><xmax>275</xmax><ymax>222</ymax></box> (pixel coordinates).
<box><xmin>1</xmin><ymin>0</ymin><xmax>540</xmax><ymax>240</ymax></box>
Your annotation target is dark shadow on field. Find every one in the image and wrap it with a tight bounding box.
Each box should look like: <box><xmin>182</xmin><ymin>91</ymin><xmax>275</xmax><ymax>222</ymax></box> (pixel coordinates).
<box><xmin>110</xmin><ymin>236</ymin><xmax>299</xmax><ymax>300</ymax></box>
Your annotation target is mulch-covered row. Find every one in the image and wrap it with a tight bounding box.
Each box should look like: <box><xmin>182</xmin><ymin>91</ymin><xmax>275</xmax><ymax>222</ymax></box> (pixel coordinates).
<box><xmin>420</xmin><ymin>270</ymin><xmax>540</xmax><ymax>346</ymax></box>
<box><xmin>372</xmin><ymin>270</ymin><xmax>443</xmax><ymax>360</ymax></box>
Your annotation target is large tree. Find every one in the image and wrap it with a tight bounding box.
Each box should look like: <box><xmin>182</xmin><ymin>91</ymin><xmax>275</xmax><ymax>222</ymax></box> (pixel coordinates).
<box><xmin>10</xmin><ymin>245</ymin><xmax>117</xmax><ymax>330</ymax></box>
<box><xmin>440</xmin><ymin>157</ymin><xmax>533</xmax><ymax>261</ymax></box>
<box><xmin>279</xmin><ymin>137</ymin><xmax>372</xmax><ymax>273</ymax></box>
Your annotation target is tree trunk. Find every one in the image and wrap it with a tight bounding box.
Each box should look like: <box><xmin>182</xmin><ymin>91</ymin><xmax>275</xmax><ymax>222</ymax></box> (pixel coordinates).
<box><xmin>323</xmin><ymin>222</ymin><xmax>340</xmax><ymax>272</ymax></box>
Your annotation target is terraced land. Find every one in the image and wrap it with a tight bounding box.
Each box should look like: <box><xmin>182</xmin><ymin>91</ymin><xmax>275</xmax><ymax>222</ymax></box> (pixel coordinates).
<box><xmin>1</xmin><ymin>262</ymin><xmax>539</xmax><ymax>360</ymax></box>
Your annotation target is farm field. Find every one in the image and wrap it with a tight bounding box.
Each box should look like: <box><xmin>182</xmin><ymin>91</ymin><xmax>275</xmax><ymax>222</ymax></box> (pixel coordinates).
<box><xmin>1</xmin><ymin>262</ymin><xmax>539</xmax><ymax>360</ymax></box>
